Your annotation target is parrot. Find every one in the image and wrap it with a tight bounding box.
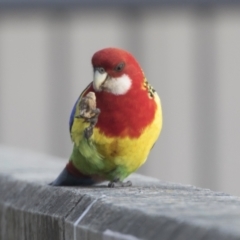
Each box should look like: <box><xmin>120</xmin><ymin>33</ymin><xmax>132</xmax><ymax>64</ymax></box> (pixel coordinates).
<box><xmin>50</xmin><ymin>47</ymin><xmax>162</xmax><ymax>187</ymax></box>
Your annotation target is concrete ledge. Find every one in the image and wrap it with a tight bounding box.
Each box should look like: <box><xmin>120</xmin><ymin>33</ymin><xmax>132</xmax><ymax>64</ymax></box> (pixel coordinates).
<box><xmin>1</xmin><ymin>145</ymin><xmax>240</xmax><ymax>240</ymax></box>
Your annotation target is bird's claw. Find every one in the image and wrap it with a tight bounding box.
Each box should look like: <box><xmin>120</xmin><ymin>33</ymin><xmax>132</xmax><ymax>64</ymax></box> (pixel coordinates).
<box><xmin>77</xmin><ymin>92</ymin><xmax>100</xmax><ymax>140</ymax></box>
<box><xmin>83</xmin><ymin>110</ymin><xmax>100</xmax><ymax>139</ymax></box>
<box><xmin>108</xmin><ymin>180</ymin><xmax>132</xmax><ymax>188</ymax></box>
<box><xmin>84</xmin><ymin>127</ymin><xmax>93</xmax><ymax>139</ymax></box>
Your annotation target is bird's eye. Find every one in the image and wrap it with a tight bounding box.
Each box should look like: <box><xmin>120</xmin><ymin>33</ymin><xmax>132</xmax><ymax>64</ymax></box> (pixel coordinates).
<box><xmin>97</xmin><ymin>67</ymin><xmax>105</xmax><ymax>74</ymax></box>
<box><xmin>114</xmin><ymin>62</ymin><xmax>125</xmax><ymax>72</ymax></box>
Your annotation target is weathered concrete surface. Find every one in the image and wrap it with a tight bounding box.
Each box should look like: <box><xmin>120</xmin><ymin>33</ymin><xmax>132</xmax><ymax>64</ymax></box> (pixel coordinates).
<box><xmin>1</xmin><ymin>145</ymin><xmax>240</xmax><ymax>240</ymax></box>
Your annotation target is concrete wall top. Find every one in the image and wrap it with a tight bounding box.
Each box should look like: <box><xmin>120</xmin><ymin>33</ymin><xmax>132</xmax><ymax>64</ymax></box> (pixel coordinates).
<box><xmin>1</xmin><ymin>145</ymin><xmax>240</xmax><ymax>240</ymax></box>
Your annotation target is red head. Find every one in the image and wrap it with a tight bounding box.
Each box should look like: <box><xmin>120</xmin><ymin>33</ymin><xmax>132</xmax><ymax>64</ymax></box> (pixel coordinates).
<box><xmin>91</xmin><ymin>48</ymin><xmax>144</xmax><ymax>95</ymax></box>
<box><xmin>86</xmin><ymin>47</ymin><xmax>158</xmax><ymax>138</ymax></box>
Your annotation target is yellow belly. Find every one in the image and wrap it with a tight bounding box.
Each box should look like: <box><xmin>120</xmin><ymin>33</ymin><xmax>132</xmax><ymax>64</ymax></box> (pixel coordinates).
<box><xmin>93</xmin><ymin>94</ymin><xmax>162</xmax><ymax>173</ymax></box>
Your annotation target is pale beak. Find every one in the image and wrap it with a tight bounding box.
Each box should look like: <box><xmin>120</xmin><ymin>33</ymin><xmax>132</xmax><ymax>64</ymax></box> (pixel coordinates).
<box><xmin>93</xmin><ymin>70</ymin><xmax>108</xmax><ymax>92</ymax></box>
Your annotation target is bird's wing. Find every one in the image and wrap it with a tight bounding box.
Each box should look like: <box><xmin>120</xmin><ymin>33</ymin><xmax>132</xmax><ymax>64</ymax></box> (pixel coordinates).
<box><xmin>69</xmin><ymin>82</ymin><xmax>104</xmax><ymax>171</ymax></box>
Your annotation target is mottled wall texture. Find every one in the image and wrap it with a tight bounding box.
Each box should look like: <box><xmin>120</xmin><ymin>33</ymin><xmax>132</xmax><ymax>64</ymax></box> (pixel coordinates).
<box><xmin>1</xmin><ymin>5</ymin><xmax>240</xmax><ymax>195</ymax></box>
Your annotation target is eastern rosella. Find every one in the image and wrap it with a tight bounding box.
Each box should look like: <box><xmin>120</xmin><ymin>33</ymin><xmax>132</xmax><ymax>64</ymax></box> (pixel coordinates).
<box><xmin>50</xmin><ymin>48</ymin><xmax>162</xmax><ymax>187</ymax></box>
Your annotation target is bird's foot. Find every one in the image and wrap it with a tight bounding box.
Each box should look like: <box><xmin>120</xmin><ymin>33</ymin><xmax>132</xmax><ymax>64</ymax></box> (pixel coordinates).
<box><xmin>87</xmin><ymin>108</ymin><xmax>100</xmax><ymax>125</ymax></box>
<box><xmin>83</xmin><ymin>109</ymin><xmax>100</xmax><ymax>139</ymax></box>
<box><xmin>84</xmin><ymin>126</ymin><xmax>93</xmax><ymax>139</ymax></box>
<box><xmin>108</xmin><ymin>179</ymin><xmax>132</xmax><ymax>188</ymax></box>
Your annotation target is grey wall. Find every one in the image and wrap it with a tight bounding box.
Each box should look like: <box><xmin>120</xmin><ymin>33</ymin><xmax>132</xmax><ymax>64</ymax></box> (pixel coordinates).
<box><xmin>1</xmin><ymin>6</ymin><xmax>240</xmax><ymax>195</ymax></box>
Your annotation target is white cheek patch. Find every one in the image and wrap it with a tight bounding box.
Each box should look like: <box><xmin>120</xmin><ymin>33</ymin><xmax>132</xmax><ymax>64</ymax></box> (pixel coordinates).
<box><xmin>104</xmin><ymin>74</ymin><xmax>132</xmax><ymax>95</ymax></box>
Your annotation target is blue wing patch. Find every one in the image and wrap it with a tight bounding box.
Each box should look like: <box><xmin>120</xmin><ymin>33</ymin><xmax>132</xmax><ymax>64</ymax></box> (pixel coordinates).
<box><xmin>69</xmin><ymin>96</ymin><xmax>80</xmax><ymax>133</ymax></box>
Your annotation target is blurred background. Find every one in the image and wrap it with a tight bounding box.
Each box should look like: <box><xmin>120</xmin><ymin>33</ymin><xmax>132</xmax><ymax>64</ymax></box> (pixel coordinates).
<box><xmin>1</xmin><ymin>1</ymin><xmax>240</xmax><ymax>195</ymax></box>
